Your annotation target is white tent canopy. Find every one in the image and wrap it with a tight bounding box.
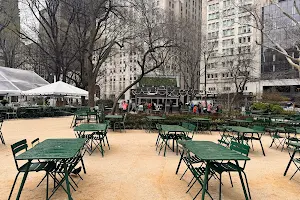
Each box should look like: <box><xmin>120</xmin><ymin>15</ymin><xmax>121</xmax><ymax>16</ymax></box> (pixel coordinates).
<box><xmin>0</xmin><ymin>66</ymin><xmax>49</xmax><ymax>95</ymax></box>
<box><xmin>22</xmin><ymin>81</ymin><xmax>88</xmax><ymax>97</ymax></box>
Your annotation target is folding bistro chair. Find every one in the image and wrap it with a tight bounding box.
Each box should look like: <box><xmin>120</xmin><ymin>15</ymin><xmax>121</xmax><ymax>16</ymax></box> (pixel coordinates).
<box><xmin>0</xmin><ymin>117</ymin><xmax>4</xmax><ymax>144</ymax></box>
<box><xmin>287</xmin><ymin>147</ymin><xmax>300</xmax><ymax>180</ymax></box>
<box><xmin>284</xmin><ymin>127</ymin><xmax>300</xmax><ymax>150</ymax></box>
<box><xmin>9</xmin><ymin>139</ymin><xmax>55</xmax><ymax>200</ymax></box>
<box><xmin>114</xmin><ymin>114</ymin><xmax>126</xmax><ymax>132</ymax></box>
<box><xmin>217</xmin><ymin>126</ymin><xmax>232</xmax><ymax>147</ymax></box>
<box><xmin>156</xmin><ymin>126</ymin><xmax>173</xmax><ymax>157</ymax></box>
<box><xmin>210</xmin><ymin>141</ymin><xmax>251</xmax><ymax>200</ymax></box>
<box><xmin>184</xmin><ymin>152</ymin><xmax>214</xmax><ymax>200</ymax></box>
<box><xmin>269</xmin><ymin>127</ymin><xmax>286</xmax><ymax>149</ymax></box>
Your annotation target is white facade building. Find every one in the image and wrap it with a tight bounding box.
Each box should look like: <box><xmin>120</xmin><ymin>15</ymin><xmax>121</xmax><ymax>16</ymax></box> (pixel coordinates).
<box><xmin>203</xmin><ymin>0</ymin><xmax>268</xmax><ymax>97</ymax></box>
<box><xmin>100</xmin><ymin>0</ymin><xmax>204</xmax><ymax>101</ymax></box>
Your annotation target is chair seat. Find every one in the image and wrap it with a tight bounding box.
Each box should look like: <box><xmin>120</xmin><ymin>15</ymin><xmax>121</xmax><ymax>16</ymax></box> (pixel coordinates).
<box><xmin>19</xmin><ymin>161</ymin><xmax>55</xmax><ymax>172</ymax></box>
<box><xmin>183</xmin><ymin>155</ymin><xmax>203</xmax><ymax>164</ymax></box>
<box><xmin>210</xmin><ymin>162</ymin><xmax>243</xmax><ymax>174</ymax></box>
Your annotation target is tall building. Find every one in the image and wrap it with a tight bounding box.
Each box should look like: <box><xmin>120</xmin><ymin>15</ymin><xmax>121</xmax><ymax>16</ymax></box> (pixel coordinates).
<box><xmin>261</xmin><ymin>0</ymin><xmax>300</xmax><ymax>99</ymax></box>
<box><xmin>203</xmin><ymin>0</ymin><xmax>267</xmax><ymax>98</ymax></box>
<box><xmin>101</xmin><ymin>0</ymin><xmax>204</xmax><ymax>102</ymax></box>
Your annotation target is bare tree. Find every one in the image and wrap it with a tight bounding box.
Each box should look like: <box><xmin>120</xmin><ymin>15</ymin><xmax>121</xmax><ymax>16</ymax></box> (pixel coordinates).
<box><xmin>224</xmin><ymin>46</ymin><xmax>258</xmax><ymax>114</ymax></box>
<box><xmin>173</xmin><ymin>20</ymin><xmax>202</xmax><ymax>100</ymax></box>
<box><xmin>237</xmin><ymin>0</ymin><xmax>300</xmax><ymax>71</ymax></box>
<box><xmin>110</xmin><ymin>0</ymin><xmax>178</xmax><ymax>114</ymax></box>
<box><xmin>0</xmin><ymin>0</ymin><xmax>21</xmax><ymax>68</ymax></box>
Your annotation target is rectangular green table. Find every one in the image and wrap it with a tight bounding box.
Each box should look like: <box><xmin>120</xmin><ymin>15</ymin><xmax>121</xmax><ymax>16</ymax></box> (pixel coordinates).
<box><xmin>15</xmin><ymin>138</ymin><xmax>86</xmax><ymax>200</ymax></box>
<box><xmin>145</xmin><ymin>116</ymin><xmax>165</xmax><ymax>132</ymax></box>
<box><xmin>284</xmin><ymin>142</ymin><xmax>300</xmax><ymax>177</ymax></box>
<box><xmin>176</xmin><ymin>141</ymin><xmax>250</xmax><ymax>200</ymax></box>
<box><xmin>74</xmin><ymin>123</ymin><xmax>108</xmax><ymax>156</ymax></box>
<box><xmin>105</xmin><ymin>115</ymin><xmax>123</xmax><ymax>131</ymax></box>
<box><xmin>190</xmin><ymin>118</ymin><xmax>212</xmax><ymax>133</ymax></box>
<box><xmin>230</xmin><ymin>119</ymin><xmax>253</xmax><ymax>126</ymax></box>
<box><xmin>160</xmin><ymin>125</ymin><xmax>191</xmax><ymax>153</ymax></box>
<box><xmin>225</xmin><ymin>126</ymin><xmax>266</xmax><ymax>156</ymax></box>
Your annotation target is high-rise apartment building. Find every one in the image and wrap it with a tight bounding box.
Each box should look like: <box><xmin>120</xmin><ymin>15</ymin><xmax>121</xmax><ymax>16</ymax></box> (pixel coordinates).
<box><xmin>101</xmin><ymin>0</ymin><xmax>204</xmax><ymax>101</ymax></box>
<box><xmin>203</xmin><ymin>0</ymin><xmax>266</xmax><ymax>97</ymax></box>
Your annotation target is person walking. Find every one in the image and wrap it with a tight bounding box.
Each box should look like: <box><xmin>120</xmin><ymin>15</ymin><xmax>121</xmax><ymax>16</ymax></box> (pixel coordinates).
<box><xmin>169</xmin><ymin>100</ymin><xmax>173</xmax><ymax>114</ymax></box>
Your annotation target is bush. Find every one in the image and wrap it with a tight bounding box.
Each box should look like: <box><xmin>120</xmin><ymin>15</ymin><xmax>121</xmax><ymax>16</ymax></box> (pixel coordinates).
<box><xmin>251</xmin><ymin>102</ymin><xmax>284</xmax><ymax>114</ymax></box>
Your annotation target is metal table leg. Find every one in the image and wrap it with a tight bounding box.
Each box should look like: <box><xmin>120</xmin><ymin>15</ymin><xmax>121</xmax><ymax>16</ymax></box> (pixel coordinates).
<box><xmin>64</xmin><ymin>160</ymin><xmax>73</xmax><ymax>200</ymax></box>
<box><xmin>201</xmin><ymin>161</ymin><xmax>211</xmax><ymax>200</ymax></box>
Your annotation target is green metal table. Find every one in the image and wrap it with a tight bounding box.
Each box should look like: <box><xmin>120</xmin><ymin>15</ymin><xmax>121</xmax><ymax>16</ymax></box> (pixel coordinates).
<box><xmin>230</xmin><ymin>119</ymin><xmax>253</xmax><ymax>126</ymax></box>
<box><xmin>176</xmin><ymin>141</ymin><xmax>250</xmax><ymax>200</ymax></box>
<box><xmin>0</xmin><ymin>118</ymin><xmax>4</xmax><ymax>144</ymax></box>
<box><xmin>74</xmin><ymin>123</ymin><xmax>108</xmax><ymax>156</ymax></box>
<box><xmin>225</xmin><ymin>126</ymin><xmax>266</xmax><ymax>156</ymax></box>
<box><xmin>15</xmin><ymin>138</ymin><xmax>86</xmax><ymax>200</ymax></box>
<box><xmin>160</xmin><ymin>125</ymin><xmax>191</xmax><ymax>153</ymax></box>
<box><xmin>105</xmin><ymin>115</ymin><xmax>123</xmax><ymax>131</ymax></box>
<box><xmin>145</xmin><ymin>116</ymin><xmax>165</xmax><ymax>132</ymax></box>
<box><xmin>284</xmin><ymin>142</ymin><xmax>300</xmax><ymax>177</ymax></box>
<box><xmin>190</xmin><ymin>118</ymin><xmax>212</xmax><ymax>133</ymax></box>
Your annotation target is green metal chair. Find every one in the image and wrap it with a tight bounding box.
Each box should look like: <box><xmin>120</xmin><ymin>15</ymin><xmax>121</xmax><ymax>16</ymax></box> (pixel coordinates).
<box><xmin>9</xmin><ymin>139</ymin><xmax>55</xmax><ymax>200</ymax></box>
<box><xmin>113</xmin><ymin>114</ymin><xmax>126</xmax><ymax>132</ymax></box>
<box><xmin>288</xmin><ymin>155</ymin><xmax>300</xmax><ymax>180</ymax></box>
<box><xmin>210</xmin><ymin>141</ymin><xmax>251</xmax><ymax>200</ymax></box>
<box><xmin>156</xmin><ymin>125</ymin><xmax>174</xmax><ymax>157</ymax></box>
<box><xmin>269</xmin><ymin>127</ymin><xmax>286</xmax><ymax>149</ymax></box>
<box><xmin>284</xmin><ymin>127</ymin><xmax>299</xmax><ymax>150</ymax></box>
<box><xmin>0</xmin><ymin>118</ymin><xmax>5</xmax><ymax>144</ymax></box>
<box><xmin>184</xmin><ymin>152</ymin><xmax>214</xmax><ymax>200</ymax></box>
<box><xmin>218</xmin><ymin>126</ymin><xmax>232</xmax><ymax>147</ymax></box>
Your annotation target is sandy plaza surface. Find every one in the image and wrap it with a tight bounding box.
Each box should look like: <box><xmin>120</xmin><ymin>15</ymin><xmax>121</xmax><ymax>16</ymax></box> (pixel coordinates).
<box><xmin>0</xmin><ymin>116</ymin><xmax>300</xmax><ymax>200</ymax></box>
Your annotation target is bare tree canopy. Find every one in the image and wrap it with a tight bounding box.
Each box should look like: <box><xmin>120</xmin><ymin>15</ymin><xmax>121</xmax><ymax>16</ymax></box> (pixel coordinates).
<box><xmin>110</xmin><ymin>0</ymin><xmax>178</xmax><ymax>113</ymax></box>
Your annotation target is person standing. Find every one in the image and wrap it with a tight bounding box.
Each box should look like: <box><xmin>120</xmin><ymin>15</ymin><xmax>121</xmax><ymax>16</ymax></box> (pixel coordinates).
<box><xmin>178</xmin><ymin>101</ymin><xmax>183</xmax><ymax>113</ymax></box>
<box><xmin>207</xmin><ymin>103</ymin><xmax>212</xmax><ymax>114</ymax></box>
<box><xmin>169</xmin><ymin>100</ymin><xmax>173</xmax><ymax>114</ymax></box>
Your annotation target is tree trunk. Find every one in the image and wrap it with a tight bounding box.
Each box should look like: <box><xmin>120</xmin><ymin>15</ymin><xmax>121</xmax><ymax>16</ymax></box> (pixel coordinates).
<box><xmin>88</xmin><ymin>77</ymin><xmax>96</xmax><ymax>107</ymax></box>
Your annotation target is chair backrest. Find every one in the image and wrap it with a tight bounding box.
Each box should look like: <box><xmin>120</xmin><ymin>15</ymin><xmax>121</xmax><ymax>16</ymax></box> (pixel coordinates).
<box><xmin>11</xmin><ymin>139</ymin><xmax>28</xmax><ymax>170</ymax></box>
<box><xmin>182</xmin><ymin>122</ymin><xmax>189</xmax><ymax>129</ymax></box>
<box><xmin>31</xmin><ymin>138</ymin><xmax>40</xmax><ymax>147</ymax></box>
<box><xmin>230</xmin><ymin>141</ymin><xmax>250</xmax><ymax>156</ymax></box>
<box><xmin>188</xmin><ymin>124</ymin><xmax>197</xmax><ymax>132</ymax></box>
<box><xmin>230</xmin><ymin>141</ymin><xmax>250</xmax><ymax>169</ymax></box>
